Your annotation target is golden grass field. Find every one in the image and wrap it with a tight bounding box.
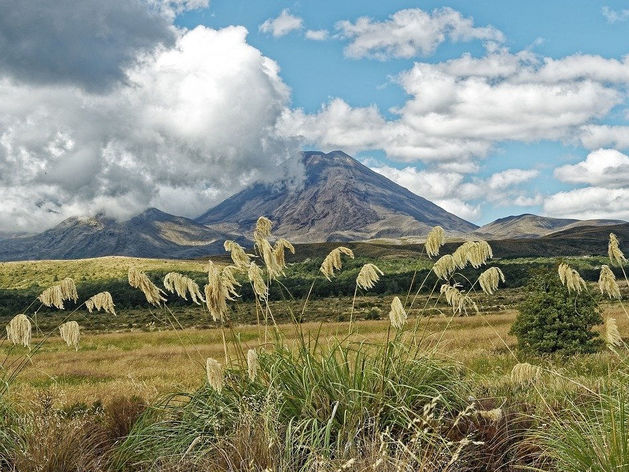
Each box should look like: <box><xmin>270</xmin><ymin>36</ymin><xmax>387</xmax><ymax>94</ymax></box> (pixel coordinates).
<box><xmin>7</xmin><ymin>302</ymin><xmax>627</xmax><ymax>410</ymax></box>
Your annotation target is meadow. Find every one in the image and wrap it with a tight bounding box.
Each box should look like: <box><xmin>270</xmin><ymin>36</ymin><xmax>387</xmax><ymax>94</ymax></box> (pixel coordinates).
<box><xmin>2</xmin><ymin>222</ymin><xmax>629</xmax><ymax>471</ymax></box>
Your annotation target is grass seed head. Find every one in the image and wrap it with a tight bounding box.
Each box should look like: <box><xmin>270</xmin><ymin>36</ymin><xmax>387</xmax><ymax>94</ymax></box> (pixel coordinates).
<box><xmin>60</xmin><ymin>278</ymin><xmax>78</xmax><ymax>303</ymax></box>
<box><xmin>478</xmin><ymin>267</ymin><xmax>505</xmax><ymax>295</ymax></box>
<box><xmin>558</xmin><ymin>263</ymin><xmax>587</xmax><ymax>293</ymax></box>
<box><xmin>85</xmin><ymin>291</ymin><xmax>117</xmax><ymax>316</ymax></box>
<box><xmin>320</xmin><ymin>247</ymin><xmax>354</xmax><ymax>280</ymax></box>
<box><xmin>206</xmin><ymin>357</ymin><xmax>224</xmax><ymax>393</ymax></box>
<box><xmin>163</xmin><ymin>272</ymin><xmax>205</xmax><ymax>305</ymax></box>
<box><xmin>609</xmin><ymin>233</ymin><xmax>626</xmax><ymax>266</ymax></box>
<box><xmin>433</xmin><ymin>254</ymin><xmax>456</xmax><ymax>280</ymax></box>
<box><xmin>425</xmin><ymin>226</ymin><xmax>446</xmax><ymax>258</ymax></box>
<box><xmin>440</xmin><ymin>283</ymin><xmax>478</xmax><ymax>315</ymax></box>
<box><xmin>253</xmin><ymin>216</ymin><xmax>272</xmax><ymax>242</ymax></box>
<box><xmin>356</xmin><ymin>263</ymin><xmax>384</xmax><ymax>290</ymax></box>
<box><xmin>273</xmin><ymin>238</ymin><xmax>295</xmax><ymax>273</ymax></box>
<box><xmin>38</xmin><ymin>284</ymin><xmax>65</xmax><ymax>310</ymax></box>
<box><xmin>204</xmin><ymin>262</ymin><xmax>240</xmax><ymax>322</ymax></box>
<box><xmin>128</xmin><ymin>268</ymin><xmax>167</xmax><ymax>306</ymax></box>
<box><xmin>224</xmin><ymin>240</ymin><xmax>251</xmax><ymax>269</ymax></box>
<box><xmin>604</xmin><ymin>317</ymin><xmax>623</xmax><ymax>347</ymax></box>
<box><xmin>247</xmin><ymin>349</ymin><xmax>259</xmax><ymax>381</ymax></box>
<box><xmin>453</xmin><ymin>241</ymin><xmax>493</xmax><ymax>269</ymax></box>
<box><xmin>510</xmin><ymin>362</ymin><xmax>542</xmax><ymax>385</ymax></box>
<box><xmin>6</xmin><ymin>314</ymin><xmax>31</xmax><ymax>349</ymax></box>
<box><xmin>599</xmin><ymin>265</ymin><xmax>621</xmax><ymax>299</ymax></box>
<box><xmin>59</xmin><ymin>320</ymin><xmax>80</xmax><ymax>351</ymax></box>
<box><xmin>247</xmin><ymin>262</ymin><xmax>268</xmax><ymax>301</ymax></box>
<box><xmin>388</xmin><ymin>296</ymin><xmax>407</xmax><ymax>330</ymax></box>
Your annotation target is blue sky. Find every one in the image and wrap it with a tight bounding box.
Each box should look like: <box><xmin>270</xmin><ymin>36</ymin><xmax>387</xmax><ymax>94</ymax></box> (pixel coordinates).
<box><xmin>174</xmin><ymin>0</ymin><xmax>629</xmax><ymax>224</ymax></box>
<box><xmin>1</xmin><ymin>0</ymin><xmax>629</xmax><ymax>231</ymax></box>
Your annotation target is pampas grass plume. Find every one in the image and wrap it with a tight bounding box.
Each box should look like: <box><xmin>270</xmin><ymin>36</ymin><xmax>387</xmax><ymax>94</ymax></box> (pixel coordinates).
<box><xmin>599</xmin><ymin>265</ymin><xmax>621</xmax><ymax>299</ymax></box>
<box><xmin>6</xmin><ymin>314</ymin><xmax>31</xmax><ymax>349</ymax></box>
<box><xmin>164</xmin><ymin>272</ymin><xmax>205</xmax><ymax>305</ymax></box>
<box><xmin>38</xmin><ymin>284</ymin><xmax>65</xmax><ymax>310</ymax></box>
<box><xmin>356</xmin><ymin>263</ymin><xmax>383</xmax><ymax>290</ymax></box>
<box><xmin>224</xmin><ymin>240</ymin><xmax>251</xmax><ymax>269</ymax></box>
<box><xmin>389</xmin><ymin>296</ymin><xmax>407</xmax><ymax>330</ymax></box>
<box><xmin>59</xmin><ymin>320</ymin><xmax>80</xmax><ymax>351</ymax></box>
<box><xmin>248</xmin><ymin>262</ymin><xmax>268</xmax><ymax>301</ymax></box>
<box><xmin>85</xmin><ymin>291</ymin><xmax>117</xmax><ymax>316</ymax></box>
<box><xmin>605</xmin><ymin>318</ymin><xmax>622</xmax><ymax>347</ymax></box>
<box><xmin>206</xmin><ymin>357</ymin><xmax>224</xmax><ymax>393</ymax></box>
<box><xmin>320</xmin><ymin>247</ymin><xmax>354</xmax><ymax>280</ymax></box>
<box><xmin>433</xmin><ymin>254</ymin><xmax>456</xmax><ymax>280</ymax></box>
<box><xmin>425</xmin><ymin>226</ymin><xmax>446</xmax><ymax>258</ymax></box>
<box><xmin>128</xmin><ymin>268</ymin><xmax>167</xmax><ymax>306</ymax></box>
<box><xmin>478</xmin><ymin>267</ymin><xmax>505</xmax><ymax>295</ymax></box>
<box><xmin>558</xmin><ymin>263</ymin><xmax>587</xmax><ymax>293</ymax></box>
<box><xmin>609</xmin><ymin>233</ymin><xmax>626</xmax><ymax>266</ymax></box>
<box><xmin>247</xmin><ymin>349</ymin><xmax>259</xmax><ymax>381</ymax></box>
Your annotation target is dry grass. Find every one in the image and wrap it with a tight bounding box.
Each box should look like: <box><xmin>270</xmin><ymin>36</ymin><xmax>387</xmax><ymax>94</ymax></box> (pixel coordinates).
<box><xmin>5</xmin><ymin>303</ymin><xmax>627</xmax><ymax>409</ymax></box>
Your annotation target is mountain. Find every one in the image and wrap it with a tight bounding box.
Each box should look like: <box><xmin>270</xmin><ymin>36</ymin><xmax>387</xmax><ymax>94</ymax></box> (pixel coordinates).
<box><xmin>0</xmin><ymin>209</ymin><xmax>245</xmax><ymax>261</ymax></box>
<box><xmin>476</xmin><ymin>214</ymin><xmax>625</xmax><ymax>239</ymax></box>
<box><xmin>196</xmin><ymin>150</ymin><xmax>477</xmax><ymax>242</ymax></box>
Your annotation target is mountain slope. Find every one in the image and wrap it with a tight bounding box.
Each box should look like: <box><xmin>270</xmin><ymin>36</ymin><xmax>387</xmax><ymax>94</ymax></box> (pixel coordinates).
<box><xmin>197</xmin><ymin>150</ymin><xmax>477</xmax><ymax>242</ymax></box>
<box><xmin>0</xmin><ymin>209</ymin><xmax>244</xmax><ymax>261</ymax></box>
<box><xmin>476</xmin><ymin>214</ymin><xmax>624</xmax><ymax>239</ymax></box>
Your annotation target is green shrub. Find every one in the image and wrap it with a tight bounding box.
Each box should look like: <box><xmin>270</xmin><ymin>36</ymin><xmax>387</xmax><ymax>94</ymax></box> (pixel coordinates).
<box><xmin>510</xmin><ymin>268</ymin><xmax>603</xmax><ymax>354</ymax></box>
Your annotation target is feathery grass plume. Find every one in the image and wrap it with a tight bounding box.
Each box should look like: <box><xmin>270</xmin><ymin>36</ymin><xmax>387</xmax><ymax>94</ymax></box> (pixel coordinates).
<box><xmin>478</xmin><ymin>267</ymin><xmax>505</xmax><ymax>295</ymax></box>
<box><xmin>599</xmin><ymin>265</ymin><xmax>621</xmax><ymax>299</ymax></box>
<box><xmin>221</xmin><ymin>265</ymin><xmax>241</xmax><ymax>300</ymax></box>
<box><xmin>163</xmin><ymin>272</ymin><xmax>205</xmax><ymax>305</ymax></box>
<box><xmin>425</xmin><ymin>226</ymin><xmax>446</xmax><ymax>258</ymax></box>
<box><xmin>253</xmin><ymin>216</ymin><xmax>272</xmax><ymax>242</ymax></box>
<box><xmin>6</xmin><ymin>314</ymin><xmax>31</xmax><ymax>349</ymax></box>
<box><xmin>510</xmin><ymin>362</ymin><xmax>542</xmax><ymax>385</ymax></box>
<box><xmin>128</xmin><ymin>268</ymin><xmax>167</xmax><ymax>306</ymax></box>
<box><xmin>356</xmin><ymin>263</ymin><xmax>384</xmax><ymax>290</ymax></box>
<box><xmin>59</xmin><ymin>320</ymin><xmax>80</xmax><ymax>351</ymax></box>
<box><xmin>609</xmin><ymin>233</ymin><xmax>626</xmax><ymax>266</ymax></box>
<box><xmin>206</xmin><ymin>357</ymin><xmax>223</xmax><ymax>393</ymax></box>
<box><xmin>204</xmin><ymin>262</ymin><xmax>240</xmax><ymax>322</ymax></box>
<box><xmin>85</xmin><ymin>291</ymin><xmax>116</xmax><ymax>316</ymax></box>
<box><xmin>247</xmin><ymin>262</ymin><xmax>268</xmax><ymax>301</ymax></box>
<box><xmin>258</xmin><ymin>238</ymin><xmax>283</xmax><ymax>279</ymax></box>
<box><xmin>273</xmin><ymin>238</ymin><xmax>295</xmax><ymax>273</ymax></box>
<box><xmin>440</xmin><ymin>283</ymin><xmax>478</xmax><ymax>315</ymax></box>
<box><xmin>558</xmin><ymin>263</ymin><xmax>587</xmax><ymax>293</ymax></box>
<box><xmin>604</xmin><ymin>318</ymin><xmax>622</xmax><ymax>347</ymax></box>
<box><xmin>38</xmin><ymin>284</ymin><xmax>65</xmax><ymax>309</ymax></box>
<box><xmin>388</xmin><ymin>296</ymin><xmax>407</xmax><ymax>330</ymax></box>
<box><xmin>433</xmin><ymin>254</ymin><xmax>456</xmax><ymax>280</ymax></box>
<box><xmin>59</xmin><ymin>278</ymin><xmax>78</xmax><ymax>303</ymax></box>
<box><xmin>320</xmin><ymin>246</ymin><xmax>354</xmax><ymax>280</ymax></box>
<box><xmin>247</xmin><ymin>349</ymin><xmax>259</xmax><ymax>381</ymax></box>
<box><xmin>452</xmin><ymin>241</ymin><xmax>493</xmax><ymax>269</ymax></box>
<box><xmin>224</xmin><ymin>240</ymin><xmax>251</xmax><ymax>269</ymax></box>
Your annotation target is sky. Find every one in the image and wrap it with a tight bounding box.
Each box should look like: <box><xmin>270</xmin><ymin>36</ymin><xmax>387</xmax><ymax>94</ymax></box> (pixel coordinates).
<box><xmin>1</xmin><ymin>0</ymin><xmax>629</xmax><ymax>232</ymax></box>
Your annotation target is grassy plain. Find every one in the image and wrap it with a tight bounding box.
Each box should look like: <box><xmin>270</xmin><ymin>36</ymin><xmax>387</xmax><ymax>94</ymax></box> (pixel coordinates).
<box><xmin>5</xmin><ymin>302</ymin><xmax>627</xmax><ymax>410</ymax></box>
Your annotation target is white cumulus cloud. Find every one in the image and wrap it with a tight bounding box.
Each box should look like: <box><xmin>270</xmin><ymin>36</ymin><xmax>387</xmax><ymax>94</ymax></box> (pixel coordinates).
<box><xmin>259</xmin><ymin>9</ymin><xmax>303</xmax><ymax>37</ymax></box>
<box><xmin>0</xmin><ymin>26</ymin><xmax>302</xmax><ymax>232</ymax></box>
<box><xmin>336</xmin><ymin>7</ymin><xmax>504</xmax><ymax>59</ymax></box>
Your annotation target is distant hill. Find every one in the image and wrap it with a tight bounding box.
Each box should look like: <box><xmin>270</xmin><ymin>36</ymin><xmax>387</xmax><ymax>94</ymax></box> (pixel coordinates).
<box><xmin>0</xmin><ymin>209</ymin><xmax>245</xmax><ymax>261</ymax></box>
<box><xmin>476</xmin><ymin>214</ymin><xmax>624</xmax><ymax>239</ymax></box>
<box><xmin>197</xmin><ymin>150</ymin><xmax>477</xmax><ymax>242</ymax></box>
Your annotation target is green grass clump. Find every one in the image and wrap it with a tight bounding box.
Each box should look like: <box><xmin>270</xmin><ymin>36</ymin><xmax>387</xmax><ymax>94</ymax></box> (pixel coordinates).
<box><xmin>112</xmin><ymin>338</ymin><xmax>470</xmax><ymax>471</ymax></box>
